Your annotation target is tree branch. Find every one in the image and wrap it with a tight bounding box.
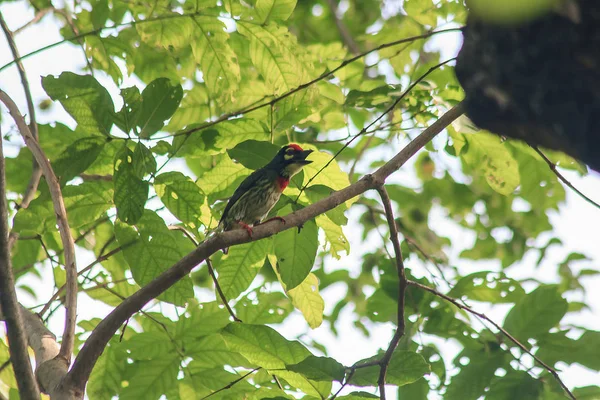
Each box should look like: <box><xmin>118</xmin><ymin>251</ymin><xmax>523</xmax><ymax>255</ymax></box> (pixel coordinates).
<box><xmin>0</xmin><ymin>11</ymin><xmax>43</xmax><ymax>251</ymax></box>
<box><xmin>407</xmin><ymin>279</ymin><xmax>576</xmax><ymax>400</ymax></box>
<box><xmin>0</xmin><ymin>126</ymin><xmax>40</xmax><ymax>399</ymax></box>
<box><xmin>325</xmin><ymin>0</ymin><xmax>360</xmax><ymax>54</ymax></box>
<box><xmin>374</xmin><ymin>186</ymin><xmax>407</xmax><ymax>399</ymax></box>
<box><xmin>168</xmin><ymin>225</ymin><xmax>241</xmax><ymax>322</ymax></box>
<box><xmin>532</xmin><ymin>146</ymin><xmax>600</xmax><ymax>210</ymax></box>
<box><xmin>0</xmin><ymin>90</ymin><xmax>78</xmax><ymax>363</ymax></box>
<box><xmin>63</xmin><ymin>102</ymin><xmax>465</xmax><ymax>392</ymax></box>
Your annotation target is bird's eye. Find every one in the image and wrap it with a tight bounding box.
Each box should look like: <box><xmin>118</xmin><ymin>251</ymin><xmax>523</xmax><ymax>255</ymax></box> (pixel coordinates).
<box><xmin>285</xmin><ymin>148</ymin><xmax>295</xmax><ymax>155</ymax></box>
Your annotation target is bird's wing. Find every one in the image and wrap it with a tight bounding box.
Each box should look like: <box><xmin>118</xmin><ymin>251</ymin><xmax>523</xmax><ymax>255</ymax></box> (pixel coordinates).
<box><xmin>219</xmin><ymin>168</ymin><xmax>270</xmax><ymax>225</ymax></box>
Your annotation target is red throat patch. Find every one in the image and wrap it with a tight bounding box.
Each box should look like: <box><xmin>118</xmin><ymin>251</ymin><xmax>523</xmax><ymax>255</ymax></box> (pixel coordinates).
<box><xmin>288</xmin><ymin>143</ymin><xmax>303</xmax><ymax>151</ymax></box>
<box><xmin>276</xmin><ymin>176</ymin><xmax>289</xmax><ymax>191</ymax></box>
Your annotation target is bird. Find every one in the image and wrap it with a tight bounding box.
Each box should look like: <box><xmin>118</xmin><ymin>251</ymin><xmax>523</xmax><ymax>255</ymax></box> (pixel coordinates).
<box><xmin>218</xmin><ymin>144</ymin><xmax>313</xmax><ymax>253</ymax></box>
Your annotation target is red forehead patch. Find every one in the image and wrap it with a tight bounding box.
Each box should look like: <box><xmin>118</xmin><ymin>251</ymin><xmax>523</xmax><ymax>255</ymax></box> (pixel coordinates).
<box><xmin>288</xmin><ymin>143</ymin><xmax>303</xmax><ymax>151</ymax></box>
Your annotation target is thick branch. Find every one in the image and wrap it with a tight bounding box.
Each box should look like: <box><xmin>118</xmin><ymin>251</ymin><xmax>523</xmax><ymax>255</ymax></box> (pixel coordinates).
<box><xmin>0</xmin><ymin>128</ymin><xmax>40</xmax><ymax>398</ymax></box>
<box><xmin>375</xmin><ymin>186</ymin><xmax>407</xmax><ymax>399</ymax></box>
<box><xmin>408</xmin><ymin>280</ymin><xmax>575</xmax><ymax>400</ymax></box>
<box><xmin>64</xmin><ymin>102</ymin><xmax>465</xmax><ymax>391</ymax></box>
<box><xmin>0</xmin><ymin>90</ymin><xmax>78</xmax><ymax>362</ymax></box>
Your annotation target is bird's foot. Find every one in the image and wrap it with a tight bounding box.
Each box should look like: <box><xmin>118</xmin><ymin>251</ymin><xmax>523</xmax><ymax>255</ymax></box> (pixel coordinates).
<box><xmin>237</xmin><ymin>221</ymin><xmax>254</xmax><ymax>237</ymax></box>
<box><xmin>259</xmin><ymin>216</ymin><xmax>286</xmax><ymax>226</ymax></box>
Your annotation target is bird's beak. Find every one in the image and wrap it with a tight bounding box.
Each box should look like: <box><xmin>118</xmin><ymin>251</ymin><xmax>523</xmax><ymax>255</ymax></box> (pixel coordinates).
<box><xmin>295</xmin><ymin>149</ymin><xmax>314</xmax><ymax>165</ymax></box>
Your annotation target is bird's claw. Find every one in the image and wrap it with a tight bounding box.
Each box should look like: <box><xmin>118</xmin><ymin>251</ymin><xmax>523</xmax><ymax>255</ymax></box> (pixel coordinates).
<box><xmin>237</xmin><ymin>221</ymin><xmax>254</xmax><ymax>238</ymax></box>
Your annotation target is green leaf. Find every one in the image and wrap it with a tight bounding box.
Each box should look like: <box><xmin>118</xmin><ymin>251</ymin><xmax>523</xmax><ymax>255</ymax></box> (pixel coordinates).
<box><xmin>316</xmin><ymin>214</ymin><xmax>349</xmax><ymax>259</ymax></box>
<box><xmin>114</xmin><ymin>146</ymin><xmax>149</xmax><ymax>225</ymax></box>
<box><xmin>166</xmin><ymin>86</ymin><xmax>211</xmax><ymax>131</ymax></box>
<box><xmin>174</xmin><ymin>302</ymin><xmax>231</xmax><ymax>339</ymax></box>
<box><xmin>196</xmin><ymin>156</ymin><xmax>251</xmax><ymax>201</ymax></box>
<box><xmin>190</xmin><ymin>15</ymin><xmax>241</xmax><ymax>95</ymax></box>
<box><xmin>237</xmin><ymin>22</ymin><xmax>311</xmax><ymax>95</ymax></box>
<box><xmin>404</xmin><ymin>0</ymin><xmax>438</xmax><ymax>26</ymax></box>
<box><xmin>350</xmin><ymin>351</ymin><xmax>430</xmax><ymax>387</ymax></box>
<box><xmin>573</xmin><ymin>386</ymin><xmax>600</xmax><ymax>400</ymax></box>
<box><xmin>115</xmin><ymin>211</ymin><xmax>194</xmax><ymax>305</ymax></box>
<box><xmin>503</xmin><ymin>285</ymin><xmax>568</xmax><ymax>341</ymax></box>
<box><xmin>214</xmin><ymin>239</ymin><xmax>270</xmax><ymax>298</ymax></box>
<box><xmin>185</xmin><ymin>334</ymin><xmax>253</xmax><ymax>368</ymax></box>
<box><xmin>299</xmin><ymin>146</ymin><xmax>350</xmax><ymax>191</ymax></box>
<box><xmin>255</xmin><ymin>0</ymin><xmax>297</xmax><ymax>23</ymax></box>
<box><xmin>287</xmin><ymin>273</ymin><xmax>324</xmax><ymax>329</ymax></box>
<box><xmin>137</xmin><ymin>78</ymin><xmax>183</xmax><ymax>138</ymax></box>
<box><xmin>445</xmin><ymin>350</ymin><xmax>506</xmax><ymax>400</ymax></box>
<box><xmin>119</xmin><ymin>353</ymin><xmax>180</xmax><ymax>400</ymax></box>
<box><xmin>87</xmin><ymin>342</ymin><xmax>126</xmax><ymax>400</ymax></box>
<box><xmin>154</xmin><ymin>172</ymin><xmax>205</xmax><ymax>226</ymax></box>
<box><xmin>136</xmin><ymin>14</ymin><xmax>194</xmax><ymax>50</ymax></box>
<box><xmin>227</xmin><ymin>139</ymin><xmax>279</xmax><ymax>170</ymax></box>
<box><xmin>114</xmin><ymin>86</ymin><xmax>141</xmax><ymax>134</ymax></box>
<box><xmin>132</xmin><ymin>142</ymin><xmax>157</xmax><ymax>178</ymax></box>
<box><xmin>397</xmin><ymin>378</ymin><xmax>430</xmax><ymax>400</ymax></box>
<box><xmin>213</xmin><ymin>121</ymin><xmax>271</xmax><ymax>153</ymax></box>
<box><xmin>52</xmin><ymin>137</ymin><xmax>106</xmax><ymax>183</ymax></box>
<box><xmin>236</xmin><ymin>291</ymin><xmax>294</xmax><ymax>324</ymax></box>
<box><xmin>287</xmin><ymin>356</ymin><xmax>345</xmax><ymax>382</ymax></box>
<box><xmin>448</xmin><ymin>271</ymin><xmax>525</xmax><ymax>303</ymax></box>
<box><xmin>460</xmin><ymin>131</ymin><xmax>520</xmax><ymax>195</ymax></box>
<box><xmin>274</xmin><ymin>205</ymin><xmax>318</xmax><ymax>289</ymax></box>
<box><xmin>41</xmin><ymin>72</ymin><xmax>115</xmax><ymax>135</ymax></box>
<box><xmin>221</xmin><ymin>323</ymin><xmax>311</xmax><ymax>369</ymax></box>
<box><xmin>486</xmin><ymin>371</ymin><xmax>543</xmax><ymax>400</ymax></box>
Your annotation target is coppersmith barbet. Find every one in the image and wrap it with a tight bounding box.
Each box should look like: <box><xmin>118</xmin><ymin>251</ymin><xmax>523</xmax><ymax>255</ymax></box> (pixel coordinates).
<box><xmin>218</xmin><ymin>144</ymin><xmax>313</xmax><ymax>252</ymax></box>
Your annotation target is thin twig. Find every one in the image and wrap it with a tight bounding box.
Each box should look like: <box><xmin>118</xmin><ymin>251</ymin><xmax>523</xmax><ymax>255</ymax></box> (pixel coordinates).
<box><xmin>168</xmin><ymin>225</ymin><xmax>241</xmax><ymax>322</ymax></box>
<box><xmin>14</xmin><ymin>7</ymin><xmax>54</xmax><ymax>34</ymax></box>
<box><xmin>0</xmin><ymin>90</ymin><xmax>78</xmax><ymax>363</ymax></box>
<box><xmin>39</xmin><ymin>244</ymin><xmax>126</xmax><ymax>317</ymax></box>
<box><xmin>52</xmin><ymin>8</ymin><xmax>95</xmax><ymax>74</ymax></box>
<box><xmin>375</xmin><ymin>186</ymin><xmax>407</xmax><ymax>400</ymax></box>
<box><xmin>532</xmin><ymin>146</ymin><xmax>600</xmax><ymax>210</ymax></box>
<box><xmin>407</xmin><ymin>280</ymin><xmax>576</xmax><ymax>400</ymax></box>
<box><xmin>199</xmin><ymin>367</ymin><xmax>261</xmax><ymax>400</ymax></box>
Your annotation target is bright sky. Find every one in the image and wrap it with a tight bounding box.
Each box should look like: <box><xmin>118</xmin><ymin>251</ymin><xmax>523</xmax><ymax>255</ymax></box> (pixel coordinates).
<box><xmin>1</xmin><ymin>1</ymin><xmax>599</xmax><ymax>398</ymax></box>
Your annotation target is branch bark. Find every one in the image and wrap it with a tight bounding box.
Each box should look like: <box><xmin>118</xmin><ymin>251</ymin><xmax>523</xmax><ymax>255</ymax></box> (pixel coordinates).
<box><xmin>0</xmin><ymin>126</ymin><xmax>40</xmax><ymax>399</ymax></box>
<box><xmin>63</xmin><ymin>102</ymin><xmax>465</xmax><ymax>392</ymax></box>
<box><xmin>0</xmin><ymin>91</ymin><xmax>78</xmax><ymax>363</ymax></box>
<box><xmin>375</xmin><ymin>186</ymin><xmax>407</xmax><ymax>400</ymax></box>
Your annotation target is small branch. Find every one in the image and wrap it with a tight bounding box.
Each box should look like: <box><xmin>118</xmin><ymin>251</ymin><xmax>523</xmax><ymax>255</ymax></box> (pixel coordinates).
<box><xmin>532</xmin><ymin>146</ymin><xmax>600</xmax><ymax>210</ymax></box>
<box><xmin>0</xmin><ymin>126</ymin><xmax>40</xmax><ymax>398</ymax></box>
<box><xmin>63</xmin><ymin>103</ymin><xmax>465</xmax><ymax>392</ymax></box>
<box><xmin>0</xmin><ymin>91</ymin><xmax>78</xmax><ymax>363</ymax></box>
<box><xmin>39</xmin><ymin>245</ymin><xmax>125</xmax><ymax>317</ymax></box>
<box><xmin>206</xmin><ymin>258</ymin><xmax>241</xmax><ymax>322</ymax></box>
<box><xmin>375</xmin><ymin>186</ymin><xmax>407</xmax><ymax>400</ymax></box>
<box><xmin>0</xmin><ymin>12</ymin><xmax>43</xmax><ymax>251</ymax></box>
<box><xmin>325</xmin><ymin>0</ymin><xmax>360</xmax><ymax>54</ymax></box>
<box><xmin>14</xmin><ymin>7</ymin><xmax>54</xmax><ymax>34</ymax></box>
<box><xmin>168</xmin><ymin>226</ymin><xmax>240</xmax><ymax>322</ymax></box>
<box><xmin>407</xmin><ymin>280</ymin><xmax>576</xmax><ymax>400</ymax></box>
<box><xmin>52</xmin><ymin>8</ymin><xmax>95</xmax><ymax>74</ymax></box>
<box><xmin>199</xmin><ymin>367</ymin><xmax>261</xmax><ymax>400</ymax></box>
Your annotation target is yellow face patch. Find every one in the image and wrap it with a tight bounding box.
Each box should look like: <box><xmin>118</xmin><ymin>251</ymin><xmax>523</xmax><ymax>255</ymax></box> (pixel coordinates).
<box><xmin>284</xmin><ymin>153</ymin><xmax>294</xmax><ymax>161</ymax></box>
<box><xmin>284</xmin><ymin>163</ymin><xmax>306</xmax><ymax>176</ymax></box>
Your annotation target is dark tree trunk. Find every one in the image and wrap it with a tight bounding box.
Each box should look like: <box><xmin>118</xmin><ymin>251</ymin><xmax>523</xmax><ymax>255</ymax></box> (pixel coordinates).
<box><xmin>455</xmin><ymin>0</ymin><xmax>600</xmax><ymax>171</ymax></box>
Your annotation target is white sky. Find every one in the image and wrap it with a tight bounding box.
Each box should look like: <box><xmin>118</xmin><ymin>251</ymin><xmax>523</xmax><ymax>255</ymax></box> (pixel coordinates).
<box><xmin>1</xmin><ymin>1</ymin><xmax>599</xmax><ymax>398</ymax></box>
